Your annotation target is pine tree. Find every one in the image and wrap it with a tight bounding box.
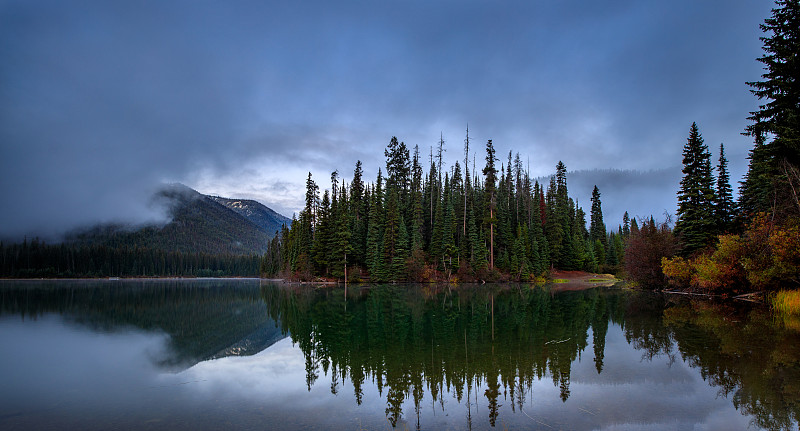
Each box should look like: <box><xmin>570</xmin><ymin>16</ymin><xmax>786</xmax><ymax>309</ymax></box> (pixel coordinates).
<box><xmin>739</xmin><ymin>133</ymin><xmax>774</xmax><ymax>216</ymax></box>
<box><xmin>715</xmin><ymin>143</ymin><xmax>737</xmax><ymax>231</ymax></box>
<box><xmin>552</xmin><ymin>161</ymin><xmax>572</xmax><ymax>268</ymax></box>
<box><xmin>382</xmin><ymin>188</ymin><xmax>401</xmax><ymax>280</ymax></box>
<box><xmin>313</xmin><ymin>190</ymin><xmax>332</xmax><ymax>274</ymax></box>
<box><xmin>366</xmin><ymin>172</ymin><xmax>385</xmax><ymax>280</ymax></box>
<box><xmin>430</xmin><ymin>180</ymin><xmax>445</xmax><ymax>265</ymax></box>
<box><xmin>742</xmin><ymin>0</ymin><xmax>800</xmax><ymax>218</ymax></box>
<box><xmin>300</xmin><ymin>172</ymin><xmax>319</xmax><ymax>257</ymax></box>
<box><xmin>349</xmin><ymin>161</ymin><xmax>367</xmax><ymax>267</ymax></box>
<box><xmin>483</xmin><ymin>140</ymin><xmax>498</xmax><ymax>269</ymax></box>
<box><xmin>332</xmin><ymin>183</ymin><xmax>352</xmax><ymax>280</ymax></box>
<box><xmin>606</xmin><ymin>231</ymin><xmax>619</xmax><ymax>266</ymax></box>
<box><xmin>622</xmin><ymin>211</ymin><xmax>630</xmax><ymax>238</ymax></box>
<box><xmin>674</xmin><ymin>123</ymin><xmax>719</xmax><ymax>255</ymax></box>
<box><xmin>545</xmin><ymin>176</ymin><xmax>561</xmax><ymax>268</ymax></box>
<box><xmin>410</xmin><ymin>159</ymin><xmax>425</xmax><ymax>254</ymax></box>
<box><xmin>589</xmin><ymin>185</ymin><xmax>606</xmax><ymax>245</ymax></box>
<box><xmin>512</xmin><ymin>224</ymin><xmax>530</xmax><ymax>280</ymax></box>
<box><xmin>442</xmin><ymin>177</ymin><xmax>458</xmax><ymax>273</ymax></box>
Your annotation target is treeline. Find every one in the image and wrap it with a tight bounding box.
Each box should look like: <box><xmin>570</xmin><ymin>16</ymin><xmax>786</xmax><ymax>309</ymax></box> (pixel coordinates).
<box><xmin>0</xmin><ymin>239</ymin><xmax>261</xmax><ymax>278</ymax></box>
<box><xmin>625</xmin><ymin>0</ymin><xmax>800</xmax><ymax>292</ymax></box>
<box><xmin>624</xmin><ymin>123</ymin><xmax>799</xmax><ymax>292</ymax></box>
<box><xmin>264</xmin><ymin>136</ymin><xmax>630</xmax><ymax>282</ymax></box>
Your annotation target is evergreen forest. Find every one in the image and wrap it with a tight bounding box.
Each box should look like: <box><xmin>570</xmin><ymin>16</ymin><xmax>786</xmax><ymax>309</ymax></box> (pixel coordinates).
<box><xmin>263</xmin><ymin>137</ymin><xmax>626</xmax><ymax>283</ymax></box>
<box><xmin>266</xmin><ymin>0</ymin><xmax>800</xmax><ymax>294</ymax></box>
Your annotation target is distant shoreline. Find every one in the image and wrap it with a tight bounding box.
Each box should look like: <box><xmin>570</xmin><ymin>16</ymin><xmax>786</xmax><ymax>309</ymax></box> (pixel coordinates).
<box><xmin>0</xmin><ymin>277</ymin><xmax>263</xmax><ymax>282</ymax></box>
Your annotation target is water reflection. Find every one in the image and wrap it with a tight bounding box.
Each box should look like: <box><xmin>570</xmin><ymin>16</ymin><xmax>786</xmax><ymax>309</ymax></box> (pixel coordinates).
<box><xmin>0</xmin><ymin>280</ymin><xmax>798</xmax><ymax>430</ymax></box>
<box><xmin>0</xmin><ymin>279</ymin><xmax>282</xmax><ymax>368</ymax></box>
<box><xmin>260</xmin><ymin>283</ymin><xmax>800</xmax><ymax>430</ymax></box>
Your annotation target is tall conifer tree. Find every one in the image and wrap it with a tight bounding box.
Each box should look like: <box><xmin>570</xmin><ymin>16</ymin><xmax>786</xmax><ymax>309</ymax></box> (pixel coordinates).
<box><xmin>715</xmin><ymin>143</ymin><xmax>737</xmax><ymax>231</ymax></box>
<box><xmin>589</xmin><ymin>185</ymin><xmax>606</xmax><ymax>245</ymax></box>
<box><xmin>674</xmin><ymin>123</ymin><xmax>718</xmax><ymax>255</ymax></box>
<box><xmin>483</xmin><ymin>140</ymin><xmax>498</xmax><ymax>269</ymax></box>
<box><xmin>742</xmin><ymin>0</ymin><xmax>800</xmax><ymax>218</ymax></box>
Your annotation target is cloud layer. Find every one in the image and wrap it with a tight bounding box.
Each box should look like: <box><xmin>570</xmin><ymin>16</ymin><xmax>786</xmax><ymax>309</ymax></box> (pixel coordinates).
<box><xmin>0</xmin><ymin>0</ymin><xmax>772</xmax><ymax>238</ymax></box>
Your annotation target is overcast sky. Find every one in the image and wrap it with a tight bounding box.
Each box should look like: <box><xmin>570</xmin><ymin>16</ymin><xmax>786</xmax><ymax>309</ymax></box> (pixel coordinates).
<box><xmin>0</xmin><ymin>0</ymin><xmax>773</xmax><ymax>240</ymax></box>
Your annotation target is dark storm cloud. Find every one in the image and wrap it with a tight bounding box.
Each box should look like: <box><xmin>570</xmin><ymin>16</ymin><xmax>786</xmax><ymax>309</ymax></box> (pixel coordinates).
<box><xmin>0</xmin><ymin>0</ymin><xmax>772</xmax><ymax>238</ymax></box>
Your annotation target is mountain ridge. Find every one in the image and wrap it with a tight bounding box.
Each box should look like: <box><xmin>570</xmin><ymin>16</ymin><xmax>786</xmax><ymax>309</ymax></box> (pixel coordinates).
<box><xmin>67</xmin><ymin>184</ymin><xmax>290</xmax><ymax>255</ymax></box>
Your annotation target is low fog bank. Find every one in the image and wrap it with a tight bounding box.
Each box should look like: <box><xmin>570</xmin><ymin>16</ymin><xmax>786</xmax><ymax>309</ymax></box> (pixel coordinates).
<box><xmin>0</xmin><ymin>179</ymin><xmax>175</xmax><ymax>243</ymax></box>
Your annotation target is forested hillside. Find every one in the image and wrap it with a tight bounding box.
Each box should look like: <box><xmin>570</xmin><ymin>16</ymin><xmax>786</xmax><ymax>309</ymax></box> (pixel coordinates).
<box><xmin>1</xmin><ymin>184</ymin><xmax>287</xmax><ymax>278</ymax></box>
<box><xmin>69</xmin><ymin>184</ymin><xmax>276</xmax><ymax>255</ymax></box>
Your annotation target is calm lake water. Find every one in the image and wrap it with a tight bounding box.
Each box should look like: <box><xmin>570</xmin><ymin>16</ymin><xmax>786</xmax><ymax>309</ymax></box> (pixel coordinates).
<box><xmin>1</xmin><ymin>279</ymin><xmax>798</xmax><ymax>430</ymax></box>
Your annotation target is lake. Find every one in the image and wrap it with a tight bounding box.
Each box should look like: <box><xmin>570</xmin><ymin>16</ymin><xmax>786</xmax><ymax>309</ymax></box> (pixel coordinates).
<box><xmin>0</xmin><ymin>279</ymin><xmax>798</xmax><ymax>430</ymax></box>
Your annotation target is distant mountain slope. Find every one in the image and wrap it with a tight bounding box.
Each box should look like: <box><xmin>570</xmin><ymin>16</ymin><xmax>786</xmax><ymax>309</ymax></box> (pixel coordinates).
<box><xmin>209</xmin><ymin>196</ymin><xmax>290</xmax><ymax>237</ymax></box>
<box><xmin>69</xmin><ymin>184</ymin><xmax>287</xmax><ymax>255</ymax></box>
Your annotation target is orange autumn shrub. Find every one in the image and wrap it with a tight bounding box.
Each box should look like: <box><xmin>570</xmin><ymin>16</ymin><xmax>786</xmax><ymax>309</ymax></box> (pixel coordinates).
<box><xmin>662</xmin><ymin>235</ymin><xmax>746</xmax><ymax>291</ymax></box>
<box><xmin>741</xmin><ymin>214</ymin><xmax>800</xmax><ymax>290</ymax></box>
<box><xmin>691</xmin><ymin>254</ymin><xmax>722</xmax><ymax>290</ymax></box>
<box><xmin>707</xmin><ymin>234</ymin><xmax>747</xmax><ymax>288</ymax></box>
<box><xmin>662</xmin><ymin>214</ymin><xmax>799</xmax><ymax>293</ymax></box>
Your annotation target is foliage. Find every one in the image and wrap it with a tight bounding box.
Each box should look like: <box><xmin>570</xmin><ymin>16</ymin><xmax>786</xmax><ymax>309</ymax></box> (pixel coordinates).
<box><xmin>662</xmin><ymin>214</ymin><xmax>800</xmax><ymax>291</ymax></box>
<box><xmin>623</xmin><ymin>217</ymin><xmax>679</xmax><ymax>288</ymax></box>
<box><xmin>740</xmin><ymin>214</ymin><xmax>800</xmax><ymax>289</ymax></box>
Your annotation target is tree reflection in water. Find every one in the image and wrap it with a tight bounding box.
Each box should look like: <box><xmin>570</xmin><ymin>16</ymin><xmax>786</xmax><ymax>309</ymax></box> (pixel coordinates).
<box><xmin>261</xmin><ymin>283</ymin><xmax>800</xmax><ymax>430</ymax></box>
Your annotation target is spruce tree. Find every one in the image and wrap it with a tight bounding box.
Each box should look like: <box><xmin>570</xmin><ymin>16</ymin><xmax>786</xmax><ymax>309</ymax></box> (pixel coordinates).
<box><xmin>622</xmin><ymin>211</ymin><xmax>630</xmax><ymax>238</ymax></box>
<box><xmin>382</xmin><ymin>188</ymin><xmax>401</xmax><ymax>280</ymax></box>
<box><xmin>441</xmin><ymin>175</ymin><xmax>458</xmax><ymax>271</ymax></box>
<box><xmin>715</xmin><ymin>143</ymin><xmax>737</xmax><ymax>231</ymax></box>
<box><xmin>410</xmin><ymin>178</ymin><xmax>425</xmax><ymax>254</ymax></box>
<box><xmin>366</xmin><ymin>172</ymin><xmax>385</xmax><ymax>280</ymax></box>
<box><xmin>313</xmin><ymin>190</ymin><xmax>332</xmax><ymax>274</ymax></box>
<box><xmin>742</xmin><ymin>0</ymin><xmax>800</xmax><ymax>218</ymax></box>
<box><xmin>545</xmin><ymin>176</ymin><xmax>561</xmax><ymax>268</ymax></box>
<box><xmin>739</xmin><ymin>133</ymin><xmax>774</xmax><ymax>216</ymax></box>
<box><xmin>674</xmin><ymin>123</ymin><xmax>718</xmax><ymax>255</ymax></box>
<box><xmin>589</xmin><ymin>185</ymin><xmax>606</xmax><ymax>245</ymax></box>
<box><xmin>349</xmin><ymin>161</ymin><xmax>367</xmax><ymax>267</ymax></box>
<box><xmin>483</xmin><ymin>140</ymin><xmax>498</xmax><ymax>269</ymax></box>
<box><xmin>332</xmin><ymin>183</ymin><xmax>352</xmax><ymax>279</ymax></box>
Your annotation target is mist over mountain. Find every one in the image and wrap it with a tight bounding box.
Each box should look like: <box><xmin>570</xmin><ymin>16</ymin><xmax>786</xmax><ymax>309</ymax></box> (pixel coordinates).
<box><xmin>536</xmin><ymin>167</ymin><xmax>683</xmax><ymax>228</ymax></box>
<box><xmin>66</xmin><ymin>184</ymin><xmax>290</xmax><ymax>255</ymax></box>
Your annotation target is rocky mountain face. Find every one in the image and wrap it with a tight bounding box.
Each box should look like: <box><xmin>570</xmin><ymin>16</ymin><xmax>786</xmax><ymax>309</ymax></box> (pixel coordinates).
<box><xmin>209</xmin><ymin>196</ymin><xmax>290</xmax><ymax>237</ymax></box>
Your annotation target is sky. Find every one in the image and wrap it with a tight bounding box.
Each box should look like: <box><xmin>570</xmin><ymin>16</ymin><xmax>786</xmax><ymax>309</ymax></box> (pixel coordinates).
<box><xmin>0</xmin><ymin>0</ymin><xmax>774</xmax><ymax>240</ymax></box>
